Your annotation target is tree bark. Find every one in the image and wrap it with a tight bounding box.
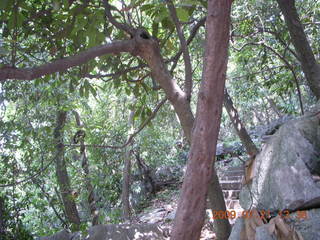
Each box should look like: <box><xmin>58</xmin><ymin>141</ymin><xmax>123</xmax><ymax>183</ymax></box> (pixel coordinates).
<box><xmin>134</xmin><ymin>30</ymin><xmax>231</xmax><ymax>239</ymax></box>
<box><xmin>0</xmin><ymin>197</ymin><xmax>5</xmax><ymax>236</ymax></box>
<box><xmin>54</xmin><ymin>111</ymin><xmax>81</xmax><ymax>229</ymax></box>
<box><xmin>135</xmin><ymin>150</ymin><xmax>156</xmax><ymax>195</ymax></box>
<box><xmin>207</xmin><ymin>169</ymin><xmax>231</xmax><ymax>240</ymax></box>
<box><xmin>73</xmin><ymin>111</ymin><xmax>99</xmax><ymax>226</ymax></box>
<box><xmin>224</xmin><ymin>90</ymin><xmax>259</xmax><ymax>157</ymax></box>
<box><xmin>171</xmin><ymin>1</ymin><xmax>233</xmax><ymax>239</ymax></box>
<box><xmin>276</xmin><ymin>0</ymin><xmax>320</xmax><ymax>99</ymax></box>
<box><xmin>121</xmin><ymin>107</ymin><xmax>135</xmax><ymax>221</ymax></box>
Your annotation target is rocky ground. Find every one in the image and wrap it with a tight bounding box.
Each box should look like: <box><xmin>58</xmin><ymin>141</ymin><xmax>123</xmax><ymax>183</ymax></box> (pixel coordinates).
<box><xmin>135</xmin><ymin>165</ymin><xmax>245</xmax><ymax>239</ymax></box>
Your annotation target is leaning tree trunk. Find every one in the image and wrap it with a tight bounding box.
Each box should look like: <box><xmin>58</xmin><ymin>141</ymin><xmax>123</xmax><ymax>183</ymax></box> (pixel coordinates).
<box><xmin>54</xmin><ymin>111</ymin><xmax>81</xmax><ymax>229</ymax></box>
<box><xmin>276</xmin><ymin>0</ymin><xmax>320</xmax><ymax>99</ymax></box>
<box><xmin>224</xmin><ymin>90</ymin><xmax>259</xmax><ymax>185</ymax></box>
<box><xmin>171</xmin><ymin>1</ymin><xmax>233</xmax><ymax>239</ymax></box>
<box><xmin>121</xmin><ymin>107</ymin><xmax>135</xmax><ymax>221</ymax></box>
<box><xmin>224</xmin><ymin>90</ymin><xmax>259</xmax><ymax>157</ymax></box>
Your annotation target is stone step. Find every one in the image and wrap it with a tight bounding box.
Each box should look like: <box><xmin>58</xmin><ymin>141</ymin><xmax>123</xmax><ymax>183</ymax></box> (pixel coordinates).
<box><xmin>221</xmin><ymin>170</ymin><xmax>244</xmax><ymax>177</ymax></box>
<box><xmin>225</xmin><ymin>199</ymin><xmax>241</xmax><ymax>210</ymax></box>
<box><xmin>220</xmin><ymin>180</ymin><xmax>242</xmax><ymax>190</ymax></box>
<box><xmin>223</xmin><ymin>190</ymin><xmax>240</xmax><ymax>199</ymax></box>
<box><xmin>227</xmin><ymin>166</ymin><xmax>245</xmax><ymax>172</ymax></box>
<box><xmin>220</xmin><ymin>175</ymin><xmax>243</xmax><ymax>182</ymax></box>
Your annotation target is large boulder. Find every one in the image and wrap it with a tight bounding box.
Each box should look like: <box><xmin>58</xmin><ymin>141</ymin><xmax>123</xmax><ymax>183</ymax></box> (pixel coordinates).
<box><xmin>240</xmin><ymin>112</ymin><xmax>320</xmax><ymax>211</ymax></box>
<box><xmin>286</xmin><ymin>208</ymin><xmax>320</xmax><ymax>239</ymax></box>
<box><xmin>229</xmin><ymin>208</ymin><xmax>320</xmax><ymax>240</ymax></box>
<box><xmin>230</xmin><ymin>111</ymin><xmax>320</xmax><ymax>239</ymax></box>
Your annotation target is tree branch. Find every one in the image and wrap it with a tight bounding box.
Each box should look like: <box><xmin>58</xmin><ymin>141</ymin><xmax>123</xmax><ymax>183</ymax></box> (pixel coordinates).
<box><xmin>0</xmin><ymin>40</ymin><xmax>135</xmax><ymax>81</ymax></box>
<box><xmin>169</xmin><ymin>17</ymin><xmax>206</xmax><ymax>72</ymax></box>
<box><xmin>167</xmin><ymin>0</ymin><xmax>193</xmax><ymax>100</ymax></box>
<box><xmin>103</xmin><ymin>0</ymin><xmax>135</xmax><ymax>37</ymax></box>
<box><xmin>84</xmin><ymin>63</ymin><xmax>146</xmax><ymax>79</ymax></box>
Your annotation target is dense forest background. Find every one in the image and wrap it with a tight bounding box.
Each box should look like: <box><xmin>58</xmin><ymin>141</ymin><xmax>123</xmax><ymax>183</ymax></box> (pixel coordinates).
<box><xmin>0</xmin><ymin>0</ymin><xmax>319</xmax><ymax>239</ymax></box>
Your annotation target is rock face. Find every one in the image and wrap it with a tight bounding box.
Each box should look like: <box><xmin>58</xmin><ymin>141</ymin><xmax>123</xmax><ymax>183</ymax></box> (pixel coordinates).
<box><xmin>240</xmin><ymin>113</ymin><xmax>320</xmax><ymax>212</ymax></box>
<box><xmin>229</xmin><ymin>111</ymin><xmax>320</xmax><ymax>240</ymax></box>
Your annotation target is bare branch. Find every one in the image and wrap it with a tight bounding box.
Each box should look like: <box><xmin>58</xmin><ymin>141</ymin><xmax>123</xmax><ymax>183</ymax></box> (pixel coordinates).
<box><xmin>169</xmin><ymin>17</ymin><xmax>206</xmax><ymax>72</ymax></box>
<box><xmin>167</xmin><ymin>0</ymin><xmax>193</xmax><ymax>100</ymax></box>
<box><xmin>0</xmin><ymin>40</ymin><xmax>135</xmax><ymax>81</ymax></box>
<box><xmin>103</xmin><ymin>0</ymin><xmax>135</xmax><ymax>37</ymax></box>
<box><xmin>84</xmin><ymin>63</ymin><xmax>146</xmax><ymax>79</ymax></box>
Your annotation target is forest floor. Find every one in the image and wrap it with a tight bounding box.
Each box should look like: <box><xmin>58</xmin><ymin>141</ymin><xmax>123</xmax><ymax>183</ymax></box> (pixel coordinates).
<box><xmin>135</xmin><ymin>164</ymin><xmax>244</xmax><ymax>239</ymax></box>
<box><xmin>135</xmin><ymin>187</ymin><xmax>225</xmax><ymax>239</ymax></box>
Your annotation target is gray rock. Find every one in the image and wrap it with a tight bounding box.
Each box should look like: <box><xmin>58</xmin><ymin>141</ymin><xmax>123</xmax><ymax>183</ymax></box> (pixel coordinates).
<box><xmin>240</xmin><ymin>113</ymin><xmax>320</xmax><ymax>211</ymax></box>
<box><xmin>38</xmin><ymin>229</ymin><xmax>72</xmax><ymax>240</ymax></box>
<box><xmin>86</xmin><ymin>223</ymin><xmax>168</xmax><ymax>240</ymax></box>
<box><xmin>139</xmin><ymin>208</ymin><xmax>166</xmax><ymax>224</ymax></box>
<box><xmin>255</xmin><ymin>225</ymin><xmax>276</xmax><ymax>240</ymax></box>
<box><xmin>228</xmin><ymin>218</ymin><xmax>244</xmax><ymax>240</ymax></box>
<box><xmin>155</xmin><ymin>165</ymin><xmax>182</xmax><ymax>182</ymax></box>
<box><xmin>286</xmin><ymin>208</ymin><xmax>320</xmax><ymax>240</ymax></box>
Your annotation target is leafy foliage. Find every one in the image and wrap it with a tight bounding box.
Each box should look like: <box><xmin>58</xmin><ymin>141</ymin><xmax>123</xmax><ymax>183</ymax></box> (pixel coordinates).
<box><xmin>0</xmin><ymin>0</ymin><xmax>319</xmax><ymax>237</ymax></box>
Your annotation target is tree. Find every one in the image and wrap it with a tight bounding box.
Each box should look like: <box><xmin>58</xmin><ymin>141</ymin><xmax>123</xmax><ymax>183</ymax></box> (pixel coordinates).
<box><xmin>224</xmin><ymin>90</ymin><xmax>259</xmax><ymax>157</ymax></box>
<box><xmin>73</xmin><ymin>110</ymin><xmax>99</xmax><ymax>226</ymax></box>
<box><xmin>171</xmin><ymin>0</ymin><xmax>233</xmax><ymax>239</ymax></box>
<box><xmin>0</xmin><ymin>0</ymin><xmax>230</xmax><ymax>237</ymax></box>
<box><xmin>54</xmin><ymin>111</ymin><xmax>81</xmax><ymax>229</ymax></box>
<box><xmin>1</xmin><ymin>0</ymin><xmax>318</xmax><ymax>237</ymax></box>
<box><xmin>121</xmin><ymin>105</ymin><xmax>135</xmax><ymax>221</ymax></box>
<box><xmin>276</xmin><ymin>0</ymin><xmax>320</xmax><ymax>99</ymax></box>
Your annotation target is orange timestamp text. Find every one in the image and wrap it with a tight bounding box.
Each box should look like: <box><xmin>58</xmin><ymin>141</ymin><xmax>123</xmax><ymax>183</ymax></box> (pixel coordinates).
<box><xmin>212</xmin><ymin>210</ymin><xmax>308</xmax><ymax>220</ymax></box>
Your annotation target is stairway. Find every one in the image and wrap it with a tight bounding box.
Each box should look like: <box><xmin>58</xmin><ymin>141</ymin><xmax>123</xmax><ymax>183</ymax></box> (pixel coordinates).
<box><xmin>220</xmin><ymin>166</ymin><xmax>244</xmax><ymax>222</ymax></box>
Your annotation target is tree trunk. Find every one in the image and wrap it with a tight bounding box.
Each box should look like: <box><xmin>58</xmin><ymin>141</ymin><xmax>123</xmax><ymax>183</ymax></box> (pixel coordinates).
<box><xmin>135</xmin><ymin>18</ymin><xmax>231</xmax><ymax>240</ymax></box>
<box><xmin>224</xmin><ymin>90</ymin><xmax>259</xmax><ymax>157</ymax></box>
<box><xmin>266</xmin><ymin>97</ymin><xmax>282</xmax><ymax>118</ymax></box>
<box><xmin>54</xmin><ymin>111</ymin><xmax>81</xmax><ymax>229</ymax></box>
<box><xmin>171</xmin><ymin>1</ymin><xmax>233</xmax><ymax>239</ymax></box>
<box><xmin>135</xmin><ymin>150</ymin><xmax>156</xmax><ymax>195</ymax></box>
<box><xmin>276</xmin><ymin>0</ymin><xmax>320</xmax><ymax>99</ymax></box>
<box><xmin>0</xmin><ymin>197</ymin><xmax>5</xmax><ymax>236</ymax></box>
<box><xmin>207</xmin><ymin>169</ymin><xmax>231</xmax><ymax>240</ymax></box>
<box><xmin>73</xmin><ymin>111</ymin><xmax>99</xmax><ymax>226</ymax></box>
<box><xmin>121</xmin><ymin>108</ymin><xmax>135</xmax><ymax>221</ymax></box>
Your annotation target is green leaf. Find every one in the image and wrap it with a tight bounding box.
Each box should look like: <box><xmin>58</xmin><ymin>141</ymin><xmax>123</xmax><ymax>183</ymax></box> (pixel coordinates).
<box><xmin>0</xmin><ymin>0</ymin><xmax>9</xmax><ymax>10</ymax></box>
<box><xmin>69</xmin><ymin>81</ymin><xmax>75</xmax><ymax>93</ymax></box>
<box><xmin>89</xmin><ymin>85</ymin><xmax>97</xmax><ymax>97</ymax></box>
<box><xmin>133</xmin><ymin>85</ymin><xmax>140</xmax><ymax>97</ymax></box>
<box><xmin>176</xmin><ymin>8</ymin><xmax>189</xmax><ymax>22</ymax></box>
<box><xmin>79</xmin><ymin>85</ymin><xmax>84</xmax><ymax>97</ymax></box>
<box><xmin>140</xmin><ymin>4</ymin><xmax>154</xmax><ymax>12</ymax></box>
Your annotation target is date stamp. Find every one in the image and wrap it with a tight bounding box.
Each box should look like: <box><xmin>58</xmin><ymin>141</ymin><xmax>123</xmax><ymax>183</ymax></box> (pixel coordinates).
<box><xmin>211</xmin><ymin>210</ymin><xmax>308</xmax><ymax>220</ymax></box>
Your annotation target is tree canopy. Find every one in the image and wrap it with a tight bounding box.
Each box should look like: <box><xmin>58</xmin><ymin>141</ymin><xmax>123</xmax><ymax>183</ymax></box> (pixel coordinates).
<box><xmin>0</xmin><ymin>0</ymin><xmax>319</xmax><ymax>238</ymax></box>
